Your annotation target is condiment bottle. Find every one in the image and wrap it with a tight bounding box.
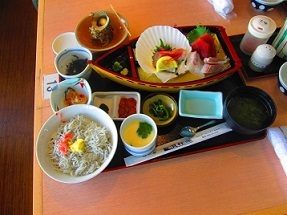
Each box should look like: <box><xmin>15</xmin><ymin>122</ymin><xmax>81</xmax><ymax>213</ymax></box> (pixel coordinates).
<box><xmin>248</xmin><ymin>44</ymin><xmax>276</xmax><ymax>72</ymax></box>
<box><xmin>240</xmin><ymin>15</ymin><xmax>276</xmax><ymax>55</ymax></box>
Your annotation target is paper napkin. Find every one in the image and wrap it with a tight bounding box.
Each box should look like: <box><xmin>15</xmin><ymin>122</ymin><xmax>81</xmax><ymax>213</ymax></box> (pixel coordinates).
<box><xmin>267</xmin><ymin>126</ymin><xmax>287</xmax><ymax>175</ymax></box>
<box><xmin>208</xmin><ymin>0</ymin><xmax>237</xmax><ymax>20</ymax></box>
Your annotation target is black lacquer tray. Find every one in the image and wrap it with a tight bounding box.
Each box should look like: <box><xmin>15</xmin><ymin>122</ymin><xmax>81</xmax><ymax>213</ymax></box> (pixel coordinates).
<box><xmin>230</xmin><ymin>28</ymin><xmax>286</xmax><ymax>80</ymax></box>
<box><xmin>86</xmin><ymin>70</ymin><xmax>266</xmax><ymax>170</ymax></box>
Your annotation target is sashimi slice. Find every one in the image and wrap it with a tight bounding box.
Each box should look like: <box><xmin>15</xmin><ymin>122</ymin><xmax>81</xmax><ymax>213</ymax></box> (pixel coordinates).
<box><xmin>200</xmin><ymin>33</ymin><xmax>216</xmax><ymax>57</ymax></box>
<box><xmin>191</xmin><ymin>38</ymin><xmax>211</xmax><ymax>60</ymax></box>
<box><xmin>190</xmin><ymin>33</ymin><xmax>217</xmax><ymax>60</ymax></box>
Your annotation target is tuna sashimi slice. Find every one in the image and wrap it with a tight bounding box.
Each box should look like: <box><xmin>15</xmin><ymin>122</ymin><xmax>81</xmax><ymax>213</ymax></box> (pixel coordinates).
<box><xmin>191</xmin><ymin>33</ymin><xmax>216</xmax><ymax>60</ymax></box>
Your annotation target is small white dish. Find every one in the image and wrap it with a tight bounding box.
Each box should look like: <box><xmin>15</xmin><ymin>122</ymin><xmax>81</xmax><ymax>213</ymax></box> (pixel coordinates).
<box><xmin>92</xmin><ymin>91</ymin><xmax>141</xmax><ymax>120</ymax></box>
<box><xmin>52</xmin><ymin>32</ymin><xmax>82</xmax><ymax>55</ymax></box>
<box><xmin>55</xmin><ymin>47</ymin><xmax>93</xmax><ymax>80</ymax></box>
<box><xmin>179</xmin><ymin>90</ymin><xmax>223</xmax><ymax>119</ymax></box>
<box><xmin>50</xmin><ymin>78</ymin><xmax>92</xmax><ymax>112</ymax></box>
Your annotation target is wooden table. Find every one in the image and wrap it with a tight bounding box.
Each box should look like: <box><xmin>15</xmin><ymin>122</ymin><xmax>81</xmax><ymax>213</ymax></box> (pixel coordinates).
<box><xmin>33</xmin><ymin>0</ymin><xmax>287</xmax><ymax>214</ymax></box>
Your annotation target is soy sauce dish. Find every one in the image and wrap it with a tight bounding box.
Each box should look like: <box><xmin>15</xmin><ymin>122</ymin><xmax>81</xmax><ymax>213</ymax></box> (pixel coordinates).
<box><xmin>223</xmin><ymin>86</ymin><xmax>277</xmax><ymax>135</ymax></box>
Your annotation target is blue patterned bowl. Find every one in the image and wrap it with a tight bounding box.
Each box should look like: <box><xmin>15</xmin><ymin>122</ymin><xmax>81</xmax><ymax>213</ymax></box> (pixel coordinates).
<box><xmin>251</xmin><ymin>0</ymin><xmax>283</xmax><ymax>12</ymax></box>
<box><xmin>50</xmin><ymin>78</ymin><xmax>92</xmax><ymax>112</ymax></box>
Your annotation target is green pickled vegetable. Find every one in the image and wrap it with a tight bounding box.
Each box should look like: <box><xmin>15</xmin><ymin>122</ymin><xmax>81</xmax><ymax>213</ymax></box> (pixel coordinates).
<box><xmin>112</xmin><ymin>61</ymin><xmax>123</xmax><ymax>72</ymax></box>
<box><xmin>149</xmin><ymin>99</ymin><xmax>170</xmax><ymax>121</ymax></box>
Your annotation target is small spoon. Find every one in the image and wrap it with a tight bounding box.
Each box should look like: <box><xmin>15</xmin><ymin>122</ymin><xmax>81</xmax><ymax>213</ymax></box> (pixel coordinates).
<box><xmin>180</xmin><ymin>120</ymin><xmax>217</xmax><ymax>137</ymax></box>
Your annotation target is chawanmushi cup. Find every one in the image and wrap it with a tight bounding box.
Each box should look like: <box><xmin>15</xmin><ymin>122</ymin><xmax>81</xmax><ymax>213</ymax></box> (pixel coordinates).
<box><xmin>120</xmin><ymin>114</ymin><xmax>157</xmax><ymax>156</ymax></box>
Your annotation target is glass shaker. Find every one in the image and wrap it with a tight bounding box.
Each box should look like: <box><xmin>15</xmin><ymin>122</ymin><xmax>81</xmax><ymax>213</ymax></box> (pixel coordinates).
<box><xmin>240</xmin><ymin>15</ymin><xmax>276</xmax><ymax>55</ymax></box>
<box><xmin>248</xmin><ymin>44</ymin><xmax>276</xmax><ymax>72</ymax></box>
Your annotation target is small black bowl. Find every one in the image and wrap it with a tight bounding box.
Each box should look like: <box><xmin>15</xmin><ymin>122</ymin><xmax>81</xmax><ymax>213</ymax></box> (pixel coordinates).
<box><xmin>223</xmin><ymin>86</ymin><xmax>277</xmax><ymax>135</ymax></box>
<box><xmin>251</xmin><ymin>0</ymin><xmax>282</xmax><ymax>12</ymax></box>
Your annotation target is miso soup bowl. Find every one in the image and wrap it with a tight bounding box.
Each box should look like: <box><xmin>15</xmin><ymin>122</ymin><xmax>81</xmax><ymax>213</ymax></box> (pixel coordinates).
<box><xmin>223</xmin><ymin>86</ymin><xmax>277</xmax><ymax>135</ymax></box>
<box><xmin>120</xmin><ymin>114</ymin><xmax>157</xmax><ymax>157</ymax></box>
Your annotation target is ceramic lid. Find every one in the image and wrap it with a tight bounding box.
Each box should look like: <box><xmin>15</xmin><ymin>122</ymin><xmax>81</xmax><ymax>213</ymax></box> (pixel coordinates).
<box><xmin>255</xmin><ymin>44</ymin><xmax>276</xmax><ymax>59</ymax></box>
<box><xmin>248</xmin><ymin>15</ymin><xmax>276</xmax><ymax>39</ymax></box>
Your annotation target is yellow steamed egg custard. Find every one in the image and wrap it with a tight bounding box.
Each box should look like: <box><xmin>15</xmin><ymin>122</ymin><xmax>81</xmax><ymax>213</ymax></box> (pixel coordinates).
<box><xmin>122</xmin><ymin>119</ymin><xmax>155</xmax><ymax>147</ymax></box>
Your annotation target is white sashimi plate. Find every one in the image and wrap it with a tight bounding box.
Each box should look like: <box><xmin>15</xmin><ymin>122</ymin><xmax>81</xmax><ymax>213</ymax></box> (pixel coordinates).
<box><xmin>135</xmin><ymin>26</ymin><xmax>191</xmax><ymax>83</ymax></box>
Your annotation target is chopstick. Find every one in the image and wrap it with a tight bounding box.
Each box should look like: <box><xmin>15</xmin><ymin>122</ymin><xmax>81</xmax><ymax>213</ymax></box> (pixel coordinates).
<box><xmin>110</xmin><ymin>4</ymin><xmax>131</xmax><ymax>37</ymax></box>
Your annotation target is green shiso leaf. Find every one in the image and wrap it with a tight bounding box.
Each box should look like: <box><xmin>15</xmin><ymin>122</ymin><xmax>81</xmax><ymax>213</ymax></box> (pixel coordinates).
<box><xmin>153</xmin><ymin>38</ymin><xmax>173</xmax><ymax>53</ymax></box>
<box><xmin>187</xmin><ymin>25</ymin><xmax>210</xmax><ymax>44</ymax></box>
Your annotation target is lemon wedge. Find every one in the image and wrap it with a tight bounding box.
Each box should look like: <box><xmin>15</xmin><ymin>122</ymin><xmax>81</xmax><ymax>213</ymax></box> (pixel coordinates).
<box><xmin>156</xmin><ymin>56</ymin><xmax>178</xmax><ymax>73</ymax></box>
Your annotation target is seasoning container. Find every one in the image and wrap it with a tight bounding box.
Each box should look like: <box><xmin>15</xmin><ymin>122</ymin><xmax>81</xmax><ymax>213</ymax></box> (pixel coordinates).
<box><xmin>248</xmin><ymin>44</ymin><xmax>276</xmax><ymax>72</ymax></box>
<box><xmin>240</xmin><ymin>15</ymin><xmax>276</xmax><ymax>55</ymax></box>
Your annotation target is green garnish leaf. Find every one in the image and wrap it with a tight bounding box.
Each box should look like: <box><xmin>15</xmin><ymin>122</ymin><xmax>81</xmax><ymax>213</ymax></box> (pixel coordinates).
<box><xmin>153</xmin><ymin>39</ymin><xmax>172</xmax><ymax>53</ymax></box>
<box><xmin>137</xmin><ymin>122</ymin><xmax>153</xmax><ymax>139</ymax></box>
<box><xmin>187</xmin><ymin>25</ymin><xmax>210</xmax><ymax>44</ymax></box>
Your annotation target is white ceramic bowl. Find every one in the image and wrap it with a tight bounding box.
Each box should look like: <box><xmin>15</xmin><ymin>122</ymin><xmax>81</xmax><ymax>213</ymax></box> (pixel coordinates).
<box><xmin>279</xmin><ymin>62</ymin><xmax>287</xmax><ymax>95</ymax></box>
<box><xmin>120</xmin><ymin>114</ymin><xmax>157</xmax><ymax>157</ymax></box>
<box><xmin>52</xmin><ymin>32</ymin><xmax>82</xmax><ymax>55</ymax></box>
<box><xmin>50</xmin><ymin>78</ymin><xmax>92</xmax><ymax>112</ymax></box>
<box><xmin>36</xmin><ymin>104</ymin><xmax>118</xmax><ymax>183</ymax></box>
<box><xmin>55</xmin><ymin>47</ymin><xmax>93</xmax><ymax>80</ymax></box>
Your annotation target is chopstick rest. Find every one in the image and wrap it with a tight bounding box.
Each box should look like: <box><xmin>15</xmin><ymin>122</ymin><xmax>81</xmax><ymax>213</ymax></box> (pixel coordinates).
<box><xmin>267</xmin><ymin>126</ymin><xmax>287</xmax><ymax>175</ymax></box>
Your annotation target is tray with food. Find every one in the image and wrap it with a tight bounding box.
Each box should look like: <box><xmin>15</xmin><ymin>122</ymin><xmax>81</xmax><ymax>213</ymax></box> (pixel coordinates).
<box><xmin>89</xmin><ymin>25</ymin><xmax>242</xmax><ymax>92</ymax></box>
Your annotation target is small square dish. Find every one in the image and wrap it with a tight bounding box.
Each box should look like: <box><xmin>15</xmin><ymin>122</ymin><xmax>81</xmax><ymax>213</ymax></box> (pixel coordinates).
<box><xmin>179</xmin><ymin>90</ymin><xmax>223</xmax><ymax>119</ymax></box>
<box><xmin>92</xmin><ymin>91</ymin><xmax>140</xmax><ymax>120</ymax></box>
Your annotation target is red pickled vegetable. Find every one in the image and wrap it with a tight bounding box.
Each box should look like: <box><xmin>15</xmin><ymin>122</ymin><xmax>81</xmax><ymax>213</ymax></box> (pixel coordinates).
<box><xmin>118</xmin><ymin>97</ymin><xmax>137</xmax><ymax>118</ymax></box>
<box><xmin>57</xmin><ymin>132</ymin><xmax>74</xmax><ymax>155</ymax></box>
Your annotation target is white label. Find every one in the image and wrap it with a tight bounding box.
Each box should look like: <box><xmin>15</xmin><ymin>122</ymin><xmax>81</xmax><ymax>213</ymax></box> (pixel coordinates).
<box><xmin>43</xmin><ymin>73</ymin><xmax>59</xmax><ymax>99</ymax></box>
<box><xmin>124</xmin><ymin>122</ymin><xmax>232</xmax><ymax>167</ymax></box>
